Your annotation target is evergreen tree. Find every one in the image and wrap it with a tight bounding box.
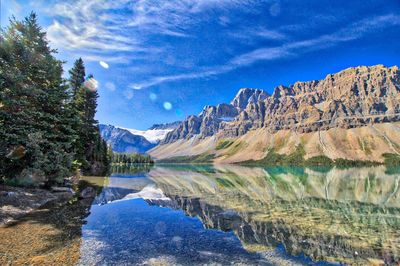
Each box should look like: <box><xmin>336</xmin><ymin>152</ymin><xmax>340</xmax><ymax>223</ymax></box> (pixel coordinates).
<box><xmin>0</xmin><ymin>13</ymin><xmax>110</xmax><ymax>185</ymax></box>
<box><xmin>0</xmin><ymin>13</ymin><xmax>75</xmax><ymax>184</ymax></box>
<box><xmin>73</xmin><ymin>74</ymin><xmax>99</xmax><ymax>173</ymax></box>
<box><xmin>68</xmin><ymin>58</ymin><xmax>85</xmax><ymax>97</ymax></box>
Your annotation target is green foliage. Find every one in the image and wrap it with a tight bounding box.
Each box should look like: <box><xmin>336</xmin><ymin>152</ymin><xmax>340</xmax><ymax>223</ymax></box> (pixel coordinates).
<box><xmin>216</xmin><ymin>139</ymin><xmax>234</xmax><ymax>150</ymax></box>
<box><xmin>69</xmin><ymin>58</ymin><xmax>85</xmax><ymax>97</ymax></box>
<box><xmin>284</xmin><ymin>145</ymin><xmax>305</xmax><ymax>165</ymax></box>
<box><xmin>0</xmin><ymin>13</ymin><xmax>110</xmax><ymax>186</ymax></box>
<box><xmin>242</xmin><ymin>145</ymin><xmax>380</xmax><ymax>167</ymax></box>
<box><xmin>242</xmin><ymin>146</ymin><xmax>304</xmax><ymax>166</ymax></box>
<box><xmin>305</xmin><ymin>155</ymin><xmax>334</xmax><ymax>166</ymax></box>
<box><xmin>334</xmin><ymin>158</ymin><xmax>380</xmax><ymax>168</ymax></box>
<box><xmin>71</xmin><ymin>69</ymin><xmax>109</xmax><ymax>175</ymax></box>
<box><xmin>111</xmin><ymin>164</ymin><xmax>152</xmax><ymax>174</ymax></box>
<box><xmin>1</xmin><ymin>175</ymin><xmax>38</xmax><ymax>187</ymax></box>
<box><xmin>112</xmin><ymin>153</ymin><xmax>154</xmax><ymax>165</ymax></box>
<box><xmin>225</xmin><ymin>141</ymin><xmax>247</xmax><ymax>157</ymax></box>
<box><xmin>0</xmin><ymin>13</ymin><xmax>76</xmax><ymax>185</ymax></box>
<box><xmin>158</xmin><ymin>153</ymin><xmax>215</xmax><ymax>163</ymax></box>
<box><xmin>382</xmin><ymin>153</ymin><xmax>400</xmax><ymax>166</ymax></box>
<box><xmin>258</xmin><ymin>149</ymin><xmax>286</xmax><ymax>165</ymax></box>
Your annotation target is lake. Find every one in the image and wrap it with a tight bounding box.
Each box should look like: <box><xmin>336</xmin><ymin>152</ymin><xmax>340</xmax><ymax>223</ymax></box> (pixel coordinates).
<box><xmin>77</xmin><ymin>164</ymin><xmax>400</xmax><ymax>265</ymax></box>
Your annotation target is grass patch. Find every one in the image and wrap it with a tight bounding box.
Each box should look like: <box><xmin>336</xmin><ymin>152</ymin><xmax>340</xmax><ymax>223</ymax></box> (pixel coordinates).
<box><xmin>284</xmin><ymin>145</ymin><xmax>306</xmax><ymax>165</ymax></box>
<box><xmin>226</xmin><ymin>141</ymin><xmax>247</xmax><ymax>156</ymax></box>
<box><xmin>382</xmin><ymin>153</ymin><xmax>400</xmax><ymax>166</ymax></box>
<box><xmin>358</xmin><ymin>138</ymin><xmax>373</xmax><ymax>155</ymax></box>
<box><xmin>241</xmin><ymin>145</ymin><xmax>305</xmax><ymax>166</ymax></box>
<box><xmin>241</xmin><ymin>144</ymin><xmax>381</xmax><ymax>167</ymax></box>
<box><xmin>157</xmin><ymin>153</ymin><xmax>215</xmax><ymax>163</ymax></box>
<box><xmin>216</xmin><ymin>139</ymin><xmax>234</xmax><ymax>150</ymax></box>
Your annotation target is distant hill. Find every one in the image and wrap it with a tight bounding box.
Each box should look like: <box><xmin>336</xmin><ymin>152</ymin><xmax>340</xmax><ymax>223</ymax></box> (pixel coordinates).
<box><xmin>99</xmin><ymin>122</ymin><xmax>180</xmax><ymax>154</ymax></box>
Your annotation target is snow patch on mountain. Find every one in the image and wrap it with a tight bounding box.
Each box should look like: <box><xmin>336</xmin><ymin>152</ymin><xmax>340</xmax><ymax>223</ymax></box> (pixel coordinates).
<box><xmin>121</xmin><ymin>128</ymin><xmax>174</xmax><ymax>144</ymax></box>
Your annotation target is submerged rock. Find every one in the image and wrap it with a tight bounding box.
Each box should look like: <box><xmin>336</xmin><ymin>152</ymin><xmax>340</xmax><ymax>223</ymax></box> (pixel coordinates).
<box><xmin>80</xmin><ymin>187</ymin><xmax>96</xmax><ymax>199</ymax></box>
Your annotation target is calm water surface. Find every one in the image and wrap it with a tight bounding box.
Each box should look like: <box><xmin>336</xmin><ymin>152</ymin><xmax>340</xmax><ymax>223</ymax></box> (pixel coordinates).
<box><xmin>78</xmin><ymin>165</ymin><xmax>400</xmax><ymax>265</ymax></box>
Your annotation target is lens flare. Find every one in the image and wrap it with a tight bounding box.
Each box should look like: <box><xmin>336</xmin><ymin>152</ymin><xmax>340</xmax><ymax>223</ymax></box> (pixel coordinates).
<box><xmin>175</xmin><ymin>109</ymin><xmax>183</xmax><ymax>116</ymax></box>
<box><xmin>99</xmin><ymin>61</ymin><xmax>109</xmax><ymax>69</ymax></box>
<box><xmin>163</xmin><ymin>102</ymin><xmax>172</xmax><ymax>110</ymax></box>
<box><xmin>149</xmin><ymin>93</ymin><xmax>157</xmax><ymax>101</ymax></box>
<box><xmin>84</xmin><ymin>77</ymin><xmax>98</xmax><ymax>92</ymax></box>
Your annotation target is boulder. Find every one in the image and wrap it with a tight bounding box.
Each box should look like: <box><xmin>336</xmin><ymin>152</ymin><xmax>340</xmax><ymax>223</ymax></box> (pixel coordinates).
<box><xmin>80</xmin><ymin>187</ymin><xmax>96</xmax><ymax>199</ymax></box>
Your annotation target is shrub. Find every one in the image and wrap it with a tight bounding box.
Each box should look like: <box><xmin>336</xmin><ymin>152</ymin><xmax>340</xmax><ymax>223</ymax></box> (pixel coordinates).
<box><xmin>334</xmin><ymin>158</ymin><xmax>380</xmax><ymax>168</ymax></box>
<box><xmin>158</xmin><ymin>153</ymin><xmax>214</xmax><ymax>163</ymax></box>
<box><xmin>216</xmin><ymin>139</ymin><xmax>234</xmax><ymax>150</ymax></box>
<box><xmin>382</xmin><ymin>153</ymin><xmax>400</xmax><ymax>166</ymax></box>
<box><xmin>305</xmin><ymin>155</ymin><xmax>334</xmax><ymax>166</ymax></box>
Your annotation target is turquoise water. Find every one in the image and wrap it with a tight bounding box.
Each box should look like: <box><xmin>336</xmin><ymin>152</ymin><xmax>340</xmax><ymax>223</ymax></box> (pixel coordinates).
<box><xmin>78</xmin><ymin>165</ymin><xmax>400</xmax><ymax>265</ymax></box>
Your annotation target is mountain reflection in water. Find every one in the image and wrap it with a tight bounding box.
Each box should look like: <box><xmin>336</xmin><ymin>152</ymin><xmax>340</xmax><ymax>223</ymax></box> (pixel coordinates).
<box><xmin>81</xmin><ymin>165</ymin><xmax>400</xmax><ymax>265</ymax></box>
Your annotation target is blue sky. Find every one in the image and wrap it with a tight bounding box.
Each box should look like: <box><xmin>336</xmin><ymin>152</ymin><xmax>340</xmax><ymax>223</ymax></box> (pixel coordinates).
<box><xmin>2</xmin><ymin>0</ymin><xmax>400</xmax><ymax>129</ymax></box>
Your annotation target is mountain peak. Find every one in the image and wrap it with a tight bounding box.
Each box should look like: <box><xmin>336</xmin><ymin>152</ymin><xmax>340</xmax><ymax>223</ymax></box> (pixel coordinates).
<box><xmin>231</xmin><ymin>88</ymin><xmax>269</xmax><ymax>109</ymax></box>
<box><xmin>161</xmin><ymin>64</ymin><xmax>400</xmax><ymax>145</ymax></box>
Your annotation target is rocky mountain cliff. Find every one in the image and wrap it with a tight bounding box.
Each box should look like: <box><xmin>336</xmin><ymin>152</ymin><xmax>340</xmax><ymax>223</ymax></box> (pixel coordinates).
<box><xmin>162</xmin><ymin>88</ymin><xmax>269</xmax><ymax>143</ymax></box>
<box><xmin>163</xmin><ymin>65</ymin><xmax>400</xmax><ymax>144</ymax></box>
<box><xmin>152</xmin><ymin>65</ymin><xmax>400</xmax><ymax>162</ymax></box>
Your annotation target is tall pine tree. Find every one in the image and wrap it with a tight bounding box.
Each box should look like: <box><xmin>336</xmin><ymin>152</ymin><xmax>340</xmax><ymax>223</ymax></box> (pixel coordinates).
<box><xmin>0</xmin><ymin>13</ymin><xmax>76</xmax><ymax>185</ymax></box>
<box><xmin>68</xmin><ymin>58</ymin><xmax>85</xmax><ymax>97</ymax></box>
<box><xmin>0</xmin><ymin>13</ymin><xmax>109</xmax><ymax>184</ymax></box>
<box><xmin>71</xmin><ymin>71</ymin><xmax>109</xmax><ymax>175</ymax></box>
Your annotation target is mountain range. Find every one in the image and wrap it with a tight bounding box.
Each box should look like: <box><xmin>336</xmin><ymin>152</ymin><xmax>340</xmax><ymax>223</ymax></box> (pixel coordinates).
<box><xmin>149</xmin><ymin>64</ymin><xmax>400</xmax><ymax>163</ymax></box>
<box><xmin>99</xmin><ymin>122</ymin><xmax>179</xmax><ymax>154</ymax></box>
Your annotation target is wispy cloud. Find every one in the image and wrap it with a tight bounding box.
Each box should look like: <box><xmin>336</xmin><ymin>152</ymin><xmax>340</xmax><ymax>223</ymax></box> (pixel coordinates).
<box><xmin>105</xmin><ymin>82</ymin><xmax>116</xmax><ymax>91</ymax></box>
<box><xmin>229</xmin><ymin>26</ymin><xmax>286</xmax><ymax>42</ymax></box>
<box><xmin>131</xmin><ymin>14</ymin><xmax>400</xmax><ymax>89</ymax></box>
<box><xmin>42</xmin><ymin>0</ymin><xmax>264</xmax><ymax>62</ymax></box>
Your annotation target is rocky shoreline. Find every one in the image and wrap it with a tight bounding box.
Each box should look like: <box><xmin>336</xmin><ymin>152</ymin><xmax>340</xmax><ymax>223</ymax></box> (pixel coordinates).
<box><xmin>0</xmin><ymin>185</ymin><xmax>74</xmax><ymax>226</ymax></box>
<box><xmin>0</xmin><ymin>179</ymin><xmax>100</xmax><ymax>265</ymax></box>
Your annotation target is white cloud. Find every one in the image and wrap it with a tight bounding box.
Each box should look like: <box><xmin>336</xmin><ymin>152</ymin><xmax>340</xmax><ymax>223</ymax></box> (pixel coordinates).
<box><xmin>229</xmin><ymin>26</ymin><xmax>286</xmax><ymax>42</ymax></box>
<box><xmin>43</xmin><ymin>0</ymin><xmax>258</xmax><ymax>55</ymax></box>
<box><xmin>218</xmin><ymin>16</ymin><xmax>231</xmax><ymax>26</ymax></box>
<box><xmin>99</xmin><ymin>61</ymin><xmax>109</xmax><ymax>69</ymax></box>
<box><xmin>123</xmin><ymin>90</ymin><xmax>134</xmax><ymax>100</ymax></box>
<box><xmin>47</xmin><ymin>20</ymin><xmax>135</xmax><ymax>52</ymax></box>
<box><xmin>105</xmin><ymin>82</ymin><xmax>116</xmax><ymax>91</ymax></box>
<box><xmin>82</xmin><ymin>54</ymin><xmax>141</xmax><ymax>64</ymax></box>
<box><xmin>130</xmin><ymin>14</ymin><xmax>400</xmax><ymax>89</ymax></box>
<box><xmin>129</xmin><ymin>84</ymin><xmax>142</xmax><ymax>90</ymax></box>
<box><xmin>269</xmin><ymin>1</ymin><xmax>281</xmax><ymax>17</ymax></box>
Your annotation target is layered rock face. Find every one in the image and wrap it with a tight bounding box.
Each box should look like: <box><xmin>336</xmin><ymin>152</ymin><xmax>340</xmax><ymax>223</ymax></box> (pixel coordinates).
<box><xmin>163</xmin><ymin>65</ymin><xmax>400</xmax><ymax>144</ymax></box>
<box><xmin>162</xmin><ymin>88</ymin><xmax>268</xmax><ymax>143</ymax></box>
